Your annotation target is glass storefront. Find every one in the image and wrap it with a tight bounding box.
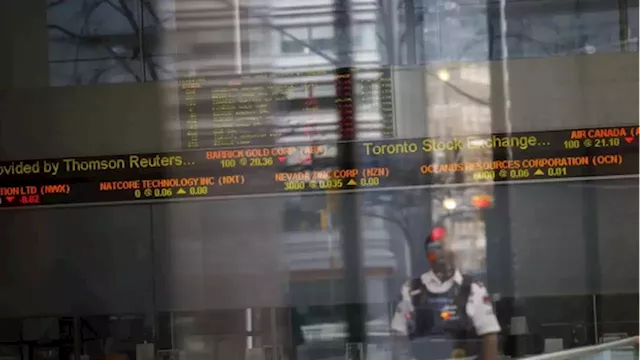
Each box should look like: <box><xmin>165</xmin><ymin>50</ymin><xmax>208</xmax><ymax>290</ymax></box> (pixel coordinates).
<box><xmin>0</xmin><ymin>0</ymin><xmax>637</xmax><ymax>359</ymax></box>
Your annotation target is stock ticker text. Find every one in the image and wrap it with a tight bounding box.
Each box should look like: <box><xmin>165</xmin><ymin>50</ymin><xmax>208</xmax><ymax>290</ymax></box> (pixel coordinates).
<box><xmin>0</xmin><ymin>126</ymin><xmax>637</xmax><ymax>208</ymax></box>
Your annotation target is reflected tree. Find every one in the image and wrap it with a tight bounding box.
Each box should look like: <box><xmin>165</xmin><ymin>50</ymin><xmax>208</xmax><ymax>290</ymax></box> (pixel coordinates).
<box><xmin>47</xmin><ymin>0</ymin><xmax>172</xmax><ymax>84</ymax></box>
<box><xmin>360</xmin><ymin>171</ymin><xmax>457</xmax><ymax>276</ymax></box>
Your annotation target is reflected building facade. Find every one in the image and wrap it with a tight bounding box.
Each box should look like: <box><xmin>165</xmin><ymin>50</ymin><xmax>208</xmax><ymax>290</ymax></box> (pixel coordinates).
<box><xmin>0</xmin><ymin>0</ymin><xmax>638</xmax><ymax>360</ymax></box>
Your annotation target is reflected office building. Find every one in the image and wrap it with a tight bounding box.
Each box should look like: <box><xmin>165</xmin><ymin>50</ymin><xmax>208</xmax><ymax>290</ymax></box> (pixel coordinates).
<box><xmin>162</xmin><ymin>0</ymin><xmax>398</xmax><ymax>359</ymax></box>
<box><xmin>0</xmin><ymin>0</ymin><xmax>638</xmax><ymax>360</ymax></box>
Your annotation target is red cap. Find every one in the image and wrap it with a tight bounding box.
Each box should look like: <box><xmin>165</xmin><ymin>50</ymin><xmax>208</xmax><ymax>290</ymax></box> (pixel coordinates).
<box><xmin>430</xmin><ymin>227</ymin><xmax>447</xmax><ymax>241</ymax></box>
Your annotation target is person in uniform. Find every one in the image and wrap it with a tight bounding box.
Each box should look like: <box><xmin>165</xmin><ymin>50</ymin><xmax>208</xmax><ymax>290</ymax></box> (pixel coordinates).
<box><xmin>391</xmin><ymin>226</ymin><xmax>500</xmax><ymax>360</ymax></box>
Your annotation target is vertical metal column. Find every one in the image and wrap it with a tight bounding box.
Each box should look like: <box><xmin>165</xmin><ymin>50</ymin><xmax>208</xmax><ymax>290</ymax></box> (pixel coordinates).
<box><xmin>137</xmin><ymin>0</ymin><xmax>146</xmax><ymax>80</ymax></box>
<box><xmin>334</xmin><ymin>0</ymin><xmax>365</xmax><ymax>358</ymax></box>
<box><xmin>575</xmin><ymin>3</ymin><xmax>603</xmax><ymax>343</ymax></box>
<box><xmin>583</xmin><ymin>167</ymin><xmax>602</xmax><ymax>344</ymax></box>
<box><xmin>233</xmin><ymin>0</ymin><xmax>243</xmax><ymax>74</ymax></box>
<box><xmin>404</xmin><ymin>0</ymin><xmax>417</xmax><ymax>64</ymax></box>
<box><xmin>73</xmin><ymin>316</ymin><xmax>81</xmax><ymax>360</ymax></box>
<box><xmin>401</xmin><ymin>0</ymin><xmax>431</xmax><ymax>278</ymax></box>
<box><xmin>379</xmin><ymin>0</ymin><xmax>399</xmax><ymax>65</ymax></box>
<box><xmin>484</xmin><ymin>1</ymin><xmax>515</xmax><ymax>348</ymax></box>
<box><xmin>618</xmin><ymin>0</ymin><xmax>629</xmax><ymax>51</ymax></box>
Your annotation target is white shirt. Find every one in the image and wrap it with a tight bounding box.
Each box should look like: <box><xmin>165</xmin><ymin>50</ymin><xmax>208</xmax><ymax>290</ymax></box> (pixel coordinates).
<box><xmin>391</xmin><ymin>270</ymin><xmax>501</xmax><ymax>337</ymax></box>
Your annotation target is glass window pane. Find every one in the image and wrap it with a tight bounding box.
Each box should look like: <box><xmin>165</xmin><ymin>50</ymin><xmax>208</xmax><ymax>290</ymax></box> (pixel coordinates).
<box><xmin>2</xmin><ymin>1</ymin><xmax>639</xmax><ymax>360</ymax></box>
<box><xmin>284</xmin><ymin>27</ymin><xmax>310</xmax><ymax>41</ymax></box>
<box><xmin>146</xmin><ymin>55</ymin><xmax>177</xmax><ymax>81</ymax></box>
<box><xmin>49</xmin><ymin>58</ymin><xmax>142</xmax><ymax>86</ymax></box>
<box><xmin>354</xmin><ymin>23</ymin><xmax>376</xmax><ymax>50</ymax></box>
<box><xmin>47</xmin><ymin>0</ymin><xmax>143</xmax><ymax>85</ymax></box>
<box><xmin>314</xmin><ymin>83</ymin><xmax>335</xmax><ymax>97</ymax></box>
<box><xmin>47</xmin><ymin>0</ymin><xmax>141</xmax><ymax>61</ymax></box>
<box><xmin>144</xmin><ymin>0</ymin><xmax>178</xmax><ymax>56</ymax></box>
<box><xmin>281</xmin><ymin>27</ymin><xmax>309</xmax><ymax>53</ymax></box>
<box><xmin>310</xmin><ymin>25</ymin><xmax>333</xmax><ymax>39</ymax></box>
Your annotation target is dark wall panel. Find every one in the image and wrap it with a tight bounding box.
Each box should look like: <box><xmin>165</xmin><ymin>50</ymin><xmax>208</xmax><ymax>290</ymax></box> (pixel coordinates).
<box><xmin>504</xmin><ymin>179</ymin><xmax>637</xmax><ymax>297</ymax></box>
<box><xmin>152</xmin><ymin>198</ymin><xmax>287</xmax><ymax>312</ymax></box>
<box><xmin>508</xmin><ymin>182</ymin><xmax>589</xmax><ymax>296</ymax></box>
<box><xmin>0</xmin><ymin>205</ymin><xmax>154</xmax><ymax>317</ymax></box>
<box><xmin>595</xmin><ymin>179</ymin><xmax>639</xmax><ymax>294</ymax></box>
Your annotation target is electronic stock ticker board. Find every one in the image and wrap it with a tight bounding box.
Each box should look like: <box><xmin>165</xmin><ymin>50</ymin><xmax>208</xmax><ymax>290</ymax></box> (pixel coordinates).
<box><xmin>0</xmin><ymin>126</ymin><xmax>637</xmax><ymax>209</ymax></box>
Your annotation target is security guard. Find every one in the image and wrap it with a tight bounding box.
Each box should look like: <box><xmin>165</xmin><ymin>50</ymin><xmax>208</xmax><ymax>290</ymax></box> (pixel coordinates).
<box><xmin>391</xmin><ymin>226</ymin><xmax>500</xmax><ymax>360</ymax></box>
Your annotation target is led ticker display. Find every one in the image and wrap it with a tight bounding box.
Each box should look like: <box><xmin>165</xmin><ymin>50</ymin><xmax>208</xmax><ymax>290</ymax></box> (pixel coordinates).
<box><xmin>0</xmin><ymin>126</ymin><xmax>637</xmax><ymax>208</ymax></box>
<box><xmin>178</xmin><ymin>68</ymin><xmax>394</xmax><ymax>148</ymax></box>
